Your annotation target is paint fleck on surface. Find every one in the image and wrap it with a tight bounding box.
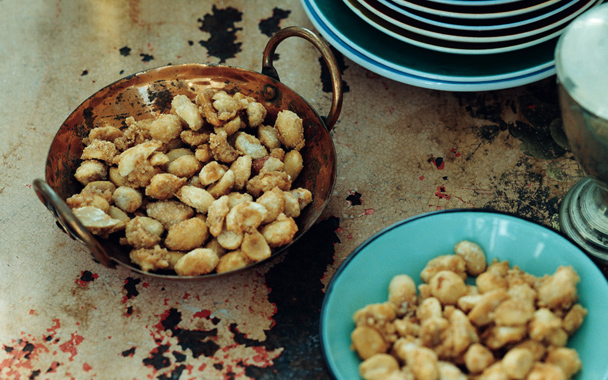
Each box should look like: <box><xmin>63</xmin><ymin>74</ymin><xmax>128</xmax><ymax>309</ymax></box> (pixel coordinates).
<box><xmin>259</xmin><ymin>7</ymin><xmax>291</xmax><ymax>37</ymax></box>
<box><xmin>430</xmin><ymin>156</ymin><xmax>445</xmax><ymax>170</ymax></box>
<box><xmin>122</xmin><ymin>277</ymin><xmax>141</xmax><ymax>303</ymax></box>
<box><xmin>140</xmin><ymin>53</ymin><xmax>154</xmax><ymax>62</ymax></box>
<box><xmin>75</xmin><ymin>270</ymin><xmax>98</xmax><ymax>286</ymax></box>
<box><xmin>198</xmin><ymin>6</ymin><xmax>243</xmax><ymax>63</ymax></box>
<box><xmin>346</xmin><ymin>191</ymin><xmax>362</xmax><ymax>206</ymax></box>
<box><xmin>81</xmin><ymin>70</ymin><xmax>88</xmax><ymax>76</ymax></box>
<box><xmin>319</xmin><ymin>47</ymin><xmax>350</xmax><ymax>94</ymax></box>
<box><xmin>119</xmin><ymin>46</ymin><xmax>131</xmax><ymax>56</ymax></box>
<box><xmin>0</xmin><ymin>319</ymin><xmax>85</xmax><ymax>379</ymax></box>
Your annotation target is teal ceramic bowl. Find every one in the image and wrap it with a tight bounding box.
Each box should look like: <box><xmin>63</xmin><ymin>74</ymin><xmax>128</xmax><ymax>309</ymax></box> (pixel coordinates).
<box><xmin>320</xmin><ymin>210</ymin><xmax>608</xmax><ymax>380</ymax></box>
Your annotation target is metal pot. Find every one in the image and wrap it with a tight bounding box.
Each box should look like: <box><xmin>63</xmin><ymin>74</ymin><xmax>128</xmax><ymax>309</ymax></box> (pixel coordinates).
<box><xmin>33</xmin><ymin>26</ymin><xmax>342</xmax><ymax>279</ymax></box>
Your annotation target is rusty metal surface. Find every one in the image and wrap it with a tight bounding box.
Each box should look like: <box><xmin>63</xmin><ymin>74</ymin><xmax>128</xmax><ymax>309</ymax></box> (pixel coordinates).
<box><xmin>0</xmin><ymin>0</ymin><xmax>605</xmax><ymax>379</ymax></box>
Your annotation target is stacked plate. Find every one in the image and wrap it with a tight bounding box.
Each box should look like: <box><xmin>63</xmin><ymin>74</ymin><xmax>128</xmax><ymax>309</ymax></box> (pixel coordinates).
<box><xmin>301</xmin><ymin>0</ymin><xmax>603</xmax><ymax>91</ymax></box>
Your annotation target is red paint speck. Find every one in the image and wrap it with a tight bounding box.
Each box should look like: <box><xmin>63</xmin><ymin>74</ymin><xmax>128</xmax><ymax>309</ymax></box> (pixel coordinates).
<box><xmin>419</xmin><ymin>176</ymin><xmax>425</xmax><ymax>180</ymax></box>
<box><xmin>25</xmin><ymin>184</ymin><xmax>32</xmax><ymax>189</ymax></box>
<box><xmin>83</xmin><ymin>363</ymin><xmax>92</xmax><ymax>372</ymax></box>
<box><xmin>347</xmin><ymin>234</ymin><xmax>353</xmax><ymax>239</ymax></box>
<box><xmin>183</xmin><ymin>293</ymin><xmax>190</xmax><ymax>300</ymax></box>
<box><xmin>335</xmin><ymin>227</ymin><xmax>343</xmax><ymax>233</ymax></box>
<box><xmin>59</xmin><ymin>333</ymin><xmax>84</xmax><ymax>361</ymax></box>
<box><xmin>29</xmin><ymin>309</ymin><xmax>35</xmax><ymax>315</ymax></box>
<box><xmin>194</xmin><ymin>309</ymin><xmax>211</xmax><ymax>318</ymax></box>
<box><xmin>434</xmin><ymin>186</ymin><xmax>451</xmax><ymax>200</ymax></box>
<box><xmin>528</xmin><ymin>104</ymin><xmax>537</xmax><ymax>110</ymax></box>
<box><xmin>143</xmin><ymin>282</ymin><xmax>150</xmax><ymax>288</ymax></box>
<box><xmin>359</xmin><ymin>208</ymin><xmax>375</xmax><ymax>216</ymax></box>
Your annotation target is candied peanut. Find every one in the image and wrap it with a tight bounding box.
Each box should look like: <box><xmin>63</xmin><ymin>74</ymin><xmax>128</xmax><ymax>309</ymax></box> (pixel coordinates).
<box><xmin>72</xmin><ymin>206</ymin><xmax>121</xmax><ymax>235</ymax></box>
<box><xmin>241</xmin><ymin>230</ymin><xmax>271</xmax><ymax>262</ymax></box>
<box><xmin>258</xmin><ymin>125</ymin><xmax>281</xmax><ymax>150</ymax></box>
<box><xmin>420</xmin><ymin>255</ymin><xmax>467</xmax><ymax>283</ymax></box>
<box><xmin>284</xmin><ymin>149</ymin><xmax>303</xmax><ymax>180</ymax></box>
<box><xmin>217</xmin><ymin>229</ymin><xmax>244</xmax><ymax>250</ymax></box>
<box><xmin>290</xmin><ymin>188</ymin><xmax>312</xmax><ymax>210</ymax></box>
<box><xmin>81</xmin><ymin>139</ymin><xmax>118</xmax><ymax>163</ymax></box>
<box><xmin>468</xmin><ymin>289</ymin><xmax>509</xmax><ymax>327</ymax></box>
<box><xmin>108</xmin><ymin>166</ymin><xmax>128</xmax><ymax>187</ymax></box>
<box><xmin>215</xmin><ymin>114</ymin><xmax>244</xmax><ymax>136</ymax></box>
<box><xmin>526</xmin><ymin>363</ymin><xmax>567</xmax><ymax>380</ymax></box>
<box><xmin>129</xmin><ymin>245</ymin><xmax>172</xmax><ymax>272</ymax></box>
<box><xmin>388</xmin><ymin>274</ymin><xmax>417</xmax><ymax>314</ymax></box>
<box><xmin>359</xmin><ymin>354</ymin><xmax>400</xmax><ymax>380</ymax></box>
<box><xmin>260</xmin><ymin>214</ymin><xmax>298</xmax><ymax>248</ymax></box>
<box><xmin>246</xmin><ymin>101</ymin><xmax>267</xmax><ymax>127</ymax></box>
<box><xmin>148</xmin><ymin>114</ymin><xmax>182</xmax><ymax>143</ymax></box>
<box><xmin>165</xmin><ymin>218</ymin><xmax>208</xmax><ymax>251</ymax></box>
<box><xmin>175</xmin><ymin>185</ymin><xmax>214</xmax><ymax>214</ymax></box>
<box><xmin>225</xmin><ymin>201</ymin><xmax>267</xmax><ymax>234</ymax></box>
<box><xmin>235</xmin><ymin>132</ymin><xmax>268</xmax><ymax>159</ymax></box>
<box><xmin>67</xmin><ymin>192</ymin><xmax>110</xmax><ymax>213</ymax></box>
<box><xmin>209</xmin><ymin>130</ymin><xmax>240</xmax><ymax>163</ymax></box>
<box><xmin>537</xmin><ymin>266</ymin><xmax>580</xmax><ymax>311</ymax></box>
<box><xmin>114</xmin><ymin>140</ymin><xmax>162</xmax><ymax>177</ymax></box>
<box><xmin>205</xmin><ymin>238</ymin><xmax>227</xmax><ymax>258</ymax></box>
<box><xmin>180</xmin><ymin>129</ymin><xmax>210</xmax><ymax>146</ymax></box>
<box><xmin>112</xmin><ymin>186</ymin><xmax>143</xmax><ymax>213</ymax></box>
<box><xmin>166</xmin><ymin>147</ymin><xmax>194</xmax><ymax>162</ymax></box>
<box><xmin>171</xmin><ymin>94</ymin><xmax>203</xmax><ymax>130</ymax></box>
<box><xmin>492</xmin><ymin>298</ymin><xmax>535</xmax><ymax>326</ymax></box>
<box><xmin>352</xmin><ymin>326</ymin><xmax>389</xmax><ymax>360</ymax></box>
<box><xmin>75</xmin><ymin>160</ymin><xmax>107</xmax><ymax>185</ymax></box>
<box><xmin>454</xmin><ymin>240</ymin><xmax>486</xmax><ymax>276</ymax></box>
<box><xmin>396</xmin><ymin>343</ymin><xmax>439</xmax><ymax>380</ymax></box>
<box><xmin>259</xmin><ymin>157</ymin><xmax>284</xmax><ymax>172</ymax></box>
<box><xmin>545</xmin><ymin>348</ymin><xmax>582</xmax><ymax>378</ymax></box>
<box><xmin>256</xmin><ymin>187</ymin><xmax>285</xmax><ymax>223</ymax></box>
<box><xmin>562</xmin><ymin>304</ymin><xmax>587</xmax><ymax>335</ymax></box>
<box><xmin>464</xmin><ymin>344</ymin><xmax>494</xmax><ymax>374</ymax></box>
<box><xmin>145</xmin><ymin>173</ymin><xmax>187</xmax><ymax>200</ymax></box>
<box><xmin>246</xmin><ymin>171</ymin><xmax>291</xmax><ymax>198</ymax></box>
<box><xmin>274</xmin><ymin>110</ymin><xmax>305</xmax><ymax>150</ymax></box>
<box><xmin>167</xmin><ymin>154</ymin><xmax>201</xmax><ymax>178</ymax></box>
<box><xmin>86</xmin><ymin>126</ymin><xmax>123</xmax><ymax>143</ymax></box>
<box><xmin>207</xmin><ymin>195</ymin><xmax>230</xmax><ymax>237</ymax></box>
<box><xmin>146</xmin><ymin>200</ymin><xmax>194</xmax><ymax>229</ymax></box>
<box><xmin>437</xmin><ymin>362</ymin><xmax>466</xmax><ymax>380</ymax></box>
<box><xmin>529</xmin><ymin>308</ymin><xmax>561</xmax><ymax>342</ymax></box>
<box><xmin>81</xmin><ymin>181</ymin><xmax>116</xmax><ymax>202</ymax></box>
<box><xmin>482</xmin><ymin>325</ymin><xmax>527</xmax><ymax>350</ymax></box>
<box><xmin>123</xmin><ymin>216</ymin><xmax>163</xmax><ymax>249</ymax></box>
<box><xmin>476</xmin><ymin>271</ymin><xmax>508</xmax><ymax>293</ymax></box>
<box><xmin>194</xmin><ymin>144</ymin><xmax>214</xmax><ymax>163</ymax></box>
<box><xmin>429</xmin><ymin>271</ymin><xmax>467</xmax><ymax>306</ymax></box>
<box><xmin>229</xmin><ymin>155</ymin><xmax>252</xmax><ymax>191</ymax></box>
<box><xmin>502</xmin><ymin>348</ymin><xmax>534</xmax><ymax>379</ymax></box>
<box><xmin>216</xmin><ymin>250</ymin><xmax>250</xmax><ymax>273</ymax></box>
<box><xmin>416</xmin><ymin>297</ymin><xmax>442</xmax><ymax>321</ymax></box>
<box><xmin>227</xmin><ymin>192</ymin><xmax>253</xmax><ymax>208</ymax></box>
<box><xmin>212</xmin><ymin>90</ymin><xmax>241</xmax><ymax>120</ymax></box>
<box><xmin>174</xmin><ymin>248</ymin><xmax>219</xmax><ymax>276</ymax></box>
<box><xmin>199</xmin><ymin>161</ymin><xmax>226</xmax><ymax>185</ymax></box>
<box><xmin>207</xmin><ymin>169</ymin><xmax>235</xmax><ymax>198</ymax></box>
<box><xmin>269</xmin><ymin>147</ymin><xmax>285</xmax><ymax>161</ymax></box>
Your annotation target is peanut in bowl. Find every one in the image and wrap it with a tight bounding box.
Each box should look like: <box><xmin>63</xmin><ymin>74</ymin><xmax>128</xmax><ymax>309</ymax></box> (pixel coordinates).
<box><xmin>33</xmin><ymin>27</ymin><xmax>342</xmax><ymax>280</ymax></box>
<box><xmin>320</xmin><ymin>210</ymin><xmax>608</xmax><ymax>380</ymax></box>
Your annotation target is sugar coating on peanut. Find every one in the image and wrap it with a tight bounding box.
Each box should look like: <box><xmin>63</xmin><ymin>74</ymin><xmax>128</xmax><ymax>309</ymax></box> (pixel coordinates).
<box><xmin>68</xmin><ymin>89</ymin><xmax>314</xmax><ymax>276</ymax></box>
<box><xmin>351</xmin><ymin>241</ymin><xmax>586</xmax><ymax>380</ymax></box>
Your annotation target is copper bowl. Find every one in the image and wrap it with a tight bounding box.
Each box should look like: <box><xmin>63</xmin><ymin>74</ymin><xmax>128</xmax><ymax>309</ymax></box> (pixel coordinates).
<box><xmin>34</xmin><ymin>27</ymin><xmax>342</xmax><ymax>279</ymax></box>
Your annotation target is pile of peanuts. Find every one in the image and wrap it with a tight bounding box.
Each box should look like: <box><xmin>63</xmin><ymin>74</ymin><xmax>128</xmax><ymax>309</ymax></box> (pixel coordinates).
<box><xmin>66</xmin><ymin>88</ymin><xmax>312</xmax><ymax>276</ymax></box>
<box><xmin>351</xmin><ymin>241</ymin><xmax>587</xmax><ymax>380</ymax></box>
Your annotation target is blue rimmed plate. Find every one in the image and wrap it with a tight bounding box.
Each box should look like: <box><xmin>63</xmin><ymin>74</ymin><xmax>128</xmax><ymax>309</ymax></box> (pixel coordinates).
<box><xmin>391</xmin><ymin>0</ymin><xmax>560</xmax><ymax>18</ymax></box>
<box><xmin>320</xmin><ymin>210</ymin><xmax>608</xmax><ymax>380</ymax></box>
<box><xmin>301</xmin><ymin>0</ymin><xmax>556</xmax><ymax>91</ymax></box>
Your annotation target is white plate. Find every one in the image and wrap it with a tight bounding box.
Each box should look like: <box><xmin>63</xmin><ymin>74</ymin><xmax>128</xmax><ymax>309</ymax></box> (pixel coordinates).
<box><xmin>347</xmin><ymin>0</ymin><xmax>597</xmax><ymax>54</ymax></box>
<box><xmin>301</xmin><ymin>0</ymin><xmax>557</xmax><ymax>91</ymax></box>
<box><xmin>378</xmin><ymin>0</ymin><xmax>588</xmax><ymax>32</ymax></box>
<box><xmin>390</xmin><ymin>0</ymin><xmax>561</xmax><ymax>19</ymax></box>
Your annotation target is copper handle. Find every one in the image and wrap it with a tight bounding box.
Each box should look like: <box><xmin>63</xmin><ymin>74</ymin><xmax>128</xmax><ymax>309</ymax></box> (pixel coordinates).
<box><xmin>33</xmin><ymin>178</ymin><xmax>115</xmax><ymax>269</ymax></box>
<box><xmin>261</xmin><ymin>26</ymin><xmax>343</xmax><ymax>131</ymax></box>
